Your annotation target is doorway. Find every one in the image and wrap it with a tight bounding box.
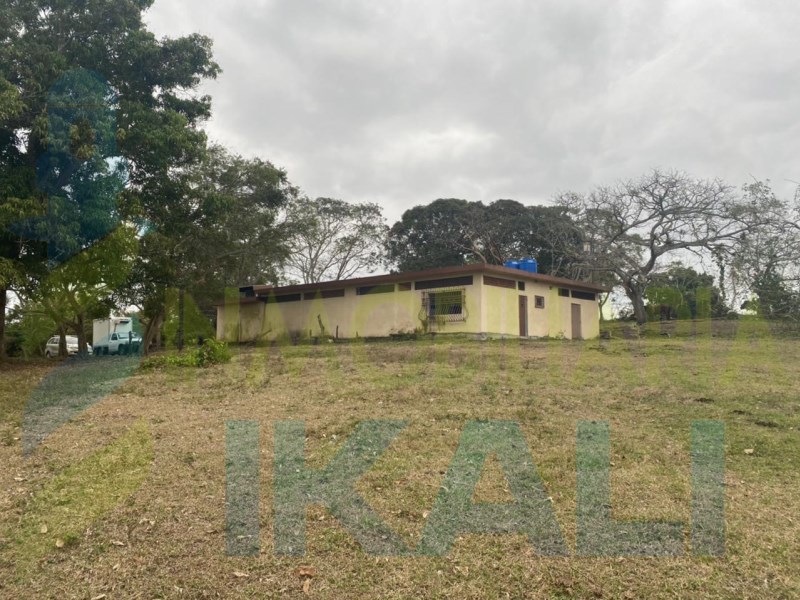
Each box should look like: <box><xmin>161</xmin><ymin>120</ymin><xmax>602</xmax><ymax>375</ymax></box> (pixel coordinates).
<box><xmin>571</xmin><ymin>303</ymin><xmax>582</xmax><ymax>340</ymax></box>
<box><xmin>519</xmin><ymin>295</ymin><xmax>528</xmax><ymax>337</ymax></box>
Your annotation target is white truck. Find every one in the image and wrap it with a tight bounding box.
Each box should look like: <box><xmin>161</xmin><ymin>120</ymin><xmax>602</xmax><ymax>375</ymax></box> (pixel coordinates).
<box><xmin>92</xmin><ymin>316</ymin><xmax>142</xmax><ymax>355</ymax></box>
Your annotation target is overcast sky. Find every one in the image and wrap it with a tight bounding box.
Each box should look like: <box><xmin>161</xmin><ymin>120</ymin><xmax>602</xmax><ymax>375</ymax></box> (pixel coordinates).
<box><xmin>145</xmin><ymin>0</ymin><xmax>800</xmax><ymax>223</ymax></box>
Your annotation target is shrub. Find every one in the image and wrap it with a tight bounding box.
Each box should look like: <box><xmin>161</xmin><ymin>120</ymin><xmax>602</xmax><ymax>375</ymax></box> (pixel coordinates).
<box><xmin>196</xmin><ymin>337</ymin><xmax>231</xmax><ymax>367</ymax></box>
<box><xmin>140</xmin><ymin>338</ymin><xmax>232</xmax><ymax>370</ymax></box>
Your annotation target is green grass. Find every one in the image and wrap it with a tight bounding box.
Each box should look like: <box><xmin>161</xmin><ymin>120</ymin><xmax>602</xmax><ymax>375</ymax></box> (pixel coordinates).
<box><xmin>0</xmin><ymin>334</ymin><xmax>798</xmax><ymax>598</ymax></box>
<box><xmin>6</xmin><ymin>420</ymin><xmax>152</xmax><ymax>571</ymax></box>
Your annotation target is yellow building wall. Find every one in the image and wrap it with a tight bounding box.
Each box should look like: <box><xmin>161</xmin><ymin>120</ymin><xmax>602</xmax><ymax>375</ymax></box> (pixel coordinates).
<box><xmin>478</xmin><ymin>276</ymin><xmax>600</xmax><ymax>339</ymax></box>
<box><xmin>216</xmin><ymin>274</ymin><xmax>600</xmax><ymax>342</ymax></box>
<box><xmin>217</xmin><ymin>280</ymin><xmax>484</xmax><ymax>342</ymax></box>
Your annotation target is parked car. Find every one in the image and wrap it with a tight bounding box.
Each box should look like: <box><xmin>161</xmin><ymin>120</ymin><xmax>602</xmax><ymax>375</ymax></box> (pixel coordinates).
<box><xmin>44</xmin><ymin>336</ymin><xmax>93</xmax><ymax>358</ymax></box>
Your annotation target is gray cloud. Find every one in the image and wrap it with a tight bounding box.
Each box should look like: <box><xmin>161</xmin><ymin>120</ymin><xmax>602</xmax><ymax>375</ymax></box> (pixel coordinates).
<box><xmin>145</xmin><ymin>0</ymin><xmax>800</xmax><ymax>222</ymax></box>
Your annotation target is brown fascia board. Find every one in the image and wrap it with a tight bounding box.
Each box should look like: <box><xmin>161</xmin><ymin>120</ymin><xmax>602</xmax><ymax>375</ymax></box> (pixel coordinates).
<box><xmin>230</xmin><ymin>264</ymin><xmax>607</xmax><ymax>302</ymax></box>
<box><xmin>487</xmin><ymin>264</ymin><xmax>610</xmax><ymax>293</ymax></box>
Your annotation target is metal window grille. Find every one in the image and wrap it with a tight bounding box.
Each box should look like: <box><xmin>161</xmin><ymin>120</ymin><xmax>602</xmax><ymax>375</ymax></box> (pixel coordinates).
<box><xmin>420</xmin><ymin>288</ymin><xmax>467</xmax><ymax>324</ymax></box>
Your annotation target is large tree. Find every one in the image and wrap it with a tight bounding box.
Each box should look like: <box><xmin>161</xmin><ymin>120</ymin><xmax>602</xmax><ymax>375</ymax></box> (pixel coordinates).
<box><xmin>646</xmin><ymin>263</ymin><xmax>727</xmax><ymax>320</ymax></box>
<box><xmin>22</xmin><ymin>226</ymin><xmax>137</xmax><ymax>356</ymax></box>
<box><xmin>284</xmin><ymin>196</ymin><xmax>387</xmax><ymax>284</ymax></box>
<box><xmin>555</xmin><ymin>169</ymin><xmax>780</xmax><ymax>324</ymax></box>
<box><xmin>386</xmin><ymin>198</ymin><xmax>581</xmax><ymax>275</ymax></box>
<box><xmin>726</xmin><ymin>180</ymin><xmax>800</xmax><ymax>319</ymax></box>
<box><xmin>0</xmin><ymin>0</ymin><xmax>219</xmax><ymax>358</ymax></box>
<box><xmin>121</xmin><ymin>145</ymin><xmax>294</xmax><ymax>353</ymax></box>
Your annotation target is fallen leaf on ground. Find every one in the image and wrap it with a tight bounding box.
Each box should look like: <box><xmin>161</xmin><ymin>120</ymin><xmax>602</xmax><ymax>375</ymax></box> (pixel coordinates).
<box><xmin>295</xmin><ymin>565</ymin><xmax>316</xmax><ymax>579</ymax></box>
<box><xmin>744</xmin><ymin>448</ymin><xmax>755</xmax><ymax>455</ymax></box>
<box><xmin>111</xmin><ymin>540</ymin><xmax>126</xmax><ymax>546</ymax></box>
<box><xmin>233</xmin><ymin>571</ymin><xmax>249</xmax><ymax>578</ymax></box>
<box><xmin>55</xmin><ymin>539</ymin><xmax>65</xmax><ymax>548</ymax></box>
<box><xmin>39</xmin><ymin>524</ymin><xmax>48</xmax><ymax>534</ymax></box>
<box><xmin>303</xmin><ymin>579</ymin><xmax>311</xmax><ymax>594</ymax></box>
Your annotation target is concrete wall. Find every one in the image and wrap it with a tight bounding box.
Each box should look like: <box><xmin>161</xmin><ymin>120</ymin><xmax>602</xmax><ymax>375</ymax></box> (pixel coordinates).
<box><xmin>217</xmin><ymin>278</ymin><xmax>483</xmax><ymax>342</ymax></box>
<box><xmin>479</xmin><ymin>275</ymin><xmax>600</xmax><ymax>339</ymax></box>
<box><xmin>217</xmin><ymin>273</ymin><xmax>600</xmax><ymax>342</ymax></box>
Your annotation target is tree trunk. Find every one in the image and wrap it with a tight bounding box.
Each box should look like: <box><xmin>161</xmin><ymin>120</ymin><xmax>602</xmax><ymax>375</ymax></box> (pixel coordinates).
<box><xmin>142</xmin><ymin>309</ymin><xmax>165</xmax><ymax>356</ymax></box>
<box><xmin>625</xmin><ymin>286</ymin><xmax>648</xmax><ymax>325</ymax></box>
<box><xmin>0</xmin><ymin>288</ymin><xmax>7</xmax><ymax>362</ymax></box>
<box><xmin>76</xmin><ymin>312</ymin><xmax>88</xmax><ymax>357</ymax></box>
<box><xmin>177</xmin><ymin>287</ymin><xmax>185</xmax><ymax>351</ymax></box>
<box><xmin>58</xmin><ymin>325</ymin><xmax>68</xmax><ymax>357</ymax></box>
<box><xmin>598</xmin><ymin>292</ymin><xmax>610</xmax><ymax>323</ymax></box>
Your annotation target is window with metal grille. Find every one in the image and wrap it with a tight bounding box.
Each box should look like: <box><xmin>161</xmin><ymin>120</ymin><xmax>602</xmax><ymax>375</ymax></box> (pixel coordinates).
<box><xmin>535</xmin><ymin>295</ymin><xmax>545</xmax><ymax>308</ymax></box>
<box><xmin>420</xmin><ymin>288</ymin><xmax>467</xmax><ymax>322</ymax></box>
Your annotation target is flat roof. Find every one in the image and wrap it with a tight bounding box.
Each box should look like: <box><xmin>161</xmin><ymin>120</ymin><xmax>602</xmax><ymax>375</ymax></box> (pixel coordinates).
<box><xmin>220</xmin><ymin>264</ymin><xmax>607</xmax><ymax>305</ymax></box>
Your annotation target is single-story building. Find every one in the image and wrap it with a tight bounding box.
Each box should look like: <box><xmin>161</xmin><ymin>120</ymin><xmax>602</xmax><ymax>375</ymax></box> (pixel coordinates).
<box><xmin>216</xmin><ymin>263</ymin><xmax>606</xmax><ymax>342</ymax></box>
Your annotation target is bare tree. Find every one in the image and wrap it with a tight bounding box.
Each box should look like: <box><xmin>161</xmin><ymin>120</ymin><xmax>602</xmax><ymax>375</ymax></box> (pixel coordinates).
<box><xmin>555</xmin><ymin>169</ymin><xmax>778</xmax><ymax>324</ymax></box>
<box><xmin>284</xmin><ymin>197</ymin><xmax>387</xmax><ymax>284</ymax></box>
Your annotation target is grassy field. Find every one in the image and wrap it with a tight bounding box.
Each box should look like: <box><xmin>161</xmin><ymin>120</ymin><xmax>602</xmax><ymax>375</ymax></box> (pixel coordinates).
<box><xmin>0</xmin><ymin>332</ymin><xmax>798</xmax><ymax>598</ymax></box>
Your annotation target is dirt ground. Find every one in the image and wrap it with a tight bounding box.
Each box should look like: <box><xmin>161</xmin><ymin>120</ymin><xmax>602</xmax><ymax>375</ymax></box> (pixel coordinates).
<box><xmin>0</xmin><ymin>334</ymin><xmax>798</xmax><ymax>598</ymax></box>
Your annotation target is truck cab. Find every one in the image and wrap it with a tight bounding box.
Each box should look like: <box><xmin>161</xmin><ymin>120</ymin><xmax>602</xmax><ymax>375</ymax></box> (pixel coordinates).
<box><xmin>93</xmin><ymin>317</ymin><xmax>143</xmax><ymax>355</ymax></box>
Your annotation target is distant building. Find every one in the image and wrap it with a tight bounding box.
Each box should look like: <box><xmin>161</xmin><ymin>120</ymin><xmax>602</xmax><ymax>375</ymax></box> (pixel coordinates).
<box><xmin>216</xmin><ymin>264</ymin><xmax>605</xmax><ymax>342</ymax></box>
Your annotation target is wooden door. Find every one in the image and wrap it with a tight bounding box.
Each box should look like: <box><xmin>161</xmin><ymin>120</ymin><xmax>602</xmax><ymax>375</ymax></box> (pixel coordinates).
<box><xmin>571</xmin><ymin>303</ymin><xmax>582</xmax><ymax>340</ymax></box>
<box><xmin>519</xmin><ymin>295</ymin><xmax>528</xmax><ymax>337</ymax></box>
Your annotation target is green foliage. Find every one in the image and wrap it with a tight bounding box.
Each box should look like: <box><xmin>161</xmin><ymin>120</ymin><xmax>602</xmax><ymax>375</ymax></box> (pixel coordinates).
<box><xmin>0</xmin><ymin>0</ymin><xmax>220</xmax><ymax>358</ymax></box>
<box><xmin>2</xmin><ymin>318</ymin><xmax>24</xmax><ymax>357</ymax></box>
<box><xmin>15</xmin><ymin>305</ymin><xmax>55</xmax><ymax>358</ymax></box>
<box><xmin>122</xmin><ymin>145</ymin><xmax>294</xmax><ymax>350</ymax></box>
<box><xmin>748</xmin><ymin>270</ymin><xmax>800</xmax><ymax>320</ymax></box>
<box><xmin>140</xmin><ymin>338</ymin><xmax>232</xmax><ymax>370</ymax></box>
<box><xmin>196</xmin><ymin>337</ymin><xmax>232</xmax><ymax>366</ymax></box>
<box><xmin>388</xmin><ymin>198</ymin><xmax>471</xmax><ymax>271</ymax></box>
<box><xmin>162</xmin><ymin>288</ymin><xmax>214</xmax><ymax>348</ymax></box>
<box><xmin>15</xmin><ymin>226</ymin><xmax>138</xmax><ymax>356</ymax></box>
<box><xmin>646</xmin><ymin>264</ymin><xmax>728</xmax><ymax>319</ymax></box>
<box><xmin>387</xmin><ymin>199</ymin><xmax>580</xmax><ymax>276</ymax></box>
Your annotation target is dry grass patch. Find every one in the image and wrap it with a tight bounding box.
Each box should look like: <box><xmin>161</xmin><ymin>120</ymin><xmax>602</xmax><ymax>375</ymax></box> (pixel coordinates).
<box><xmin>0</xmin><ymin>336</ymin><xmax>798</xmax><ymax>598</ymax></box>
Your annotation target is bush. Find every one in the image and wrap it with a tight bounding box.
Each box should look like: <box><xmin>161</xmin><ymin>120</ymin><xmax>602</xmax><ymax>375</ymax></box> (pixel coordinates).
<box><xmin>140</xmin><ymin>338</ymin><xmax>232</xmax><ymax>370</ymax></box>
<box><xmin>196</xmin><ymin>337</ymin><xmax>231</xmax><ymax>367</ymax></box>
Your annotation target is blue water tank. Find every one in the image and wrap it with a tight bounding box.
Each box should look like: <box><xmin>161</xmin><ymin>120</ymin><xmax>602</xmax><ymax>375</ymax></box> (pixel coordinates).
<box><xmin>503</xmin><ymin>260</ymin><xmax>520</xmax><ymax>270</ymax></box>
<box><xmin>520</xmin><ymin>258</ymin><xmax>538</xmax><ymax>273</ymax></box>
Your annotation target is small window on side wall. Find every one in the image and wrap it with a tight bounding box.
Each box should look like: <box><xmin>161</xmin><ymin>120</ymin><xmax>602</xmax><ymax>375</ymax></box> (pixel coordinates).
<box><xmin>571</xmin><ymin>290</ymin><xmax>596</xmax><ymax>301</ymax></box>
<box><xmin>535</xmin><ymin>295</ymin><xmax>545</xmax><ymax>309</ymax></box>
<box><xmin>517</xmin><ymin>281</ymin><xmax>525</xmax><ymax>291</ymax></box>
<box><xmin>558</xmin><ymin>288</ymin><xmax>570</xmax><ymax>297</ymax></box>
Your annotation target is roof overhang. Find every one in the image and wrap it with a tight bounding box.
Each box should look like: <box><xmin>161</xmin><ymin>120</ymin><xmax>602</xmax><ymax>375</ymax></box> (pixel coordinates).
<box><xmin>217</xmin><ymin>263</ymin><xmax>608</xmax><ymax>306</ymax></box>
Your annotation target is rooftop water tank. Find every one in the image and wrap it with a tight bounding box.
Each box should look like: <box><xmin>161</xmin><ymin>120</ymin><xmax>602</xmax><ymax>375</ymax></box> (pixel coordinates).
<box><xmin>520</xmin><ymin>258</ymin><xmax>538</xmax><ymax>273</ymax></box>
<box><xmin>503</xmin><ymin>258</ymin><xmax>538</xmax><ymax>273</ymax></box>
